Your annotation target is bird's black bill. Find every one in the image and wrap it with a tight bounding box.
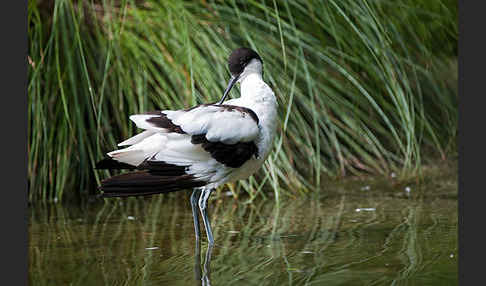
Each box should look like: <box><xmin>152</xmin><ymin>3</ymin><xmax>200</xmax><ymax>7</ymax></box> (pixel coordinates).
<box><xmin>218</xmin><ymin>75</ymin><xmax>239</xmax><ymax>104</ymax></box>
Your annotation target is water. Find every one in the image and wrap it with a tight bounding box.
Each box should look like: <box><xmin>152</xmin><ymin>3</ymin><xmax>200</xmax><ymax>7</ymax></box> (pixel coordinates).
<box><xmin>29</xmin><ymin>169</ymin><xmax>457</xmax><ymax>285</ymax></box>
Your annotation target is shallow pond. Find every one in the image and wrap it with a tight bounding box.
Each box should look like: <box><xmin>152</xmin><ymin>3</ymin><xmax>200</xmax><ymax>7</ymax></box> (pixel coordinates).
<box><xmin>29</xmin><ymin>167</ymin><xmax>457</xmax><ymax>285</ymax></box>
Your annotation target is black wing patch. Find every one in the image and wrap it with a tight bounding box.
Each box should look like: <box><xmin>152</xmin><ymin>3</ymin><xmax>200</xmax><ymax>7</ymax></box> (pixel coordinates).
<box><xmin>142</xmin><ymin>104</ymin><xmax>258</xmax><ymax>132</ymax></box>
<box><xmin>191</xmin><ymin>134</ymin><xmax>258</xmax><ymax>168</ymax></box>
<box><xmin>138</xmin><ymin>159</ymin><xmax>188</xmax><ymax>176</ymax></box>
<box><xmin>96</xmin><ymin>157</ymin><xmax>189</xmax><ymax>176</ymax></box>
<box><xmin>99</xmin><ymin>171</ymin><xmax>206</xmax><ymax>197</ymax></box>
<box><xmin>95</xmin><ymin>158</ymin><xmax>136</xmax><ymax>170</ymax></box>
<box><xmin>144</xmin><ymin>112</ymin><xmax>185</xmax><ymax>134</ymax></box>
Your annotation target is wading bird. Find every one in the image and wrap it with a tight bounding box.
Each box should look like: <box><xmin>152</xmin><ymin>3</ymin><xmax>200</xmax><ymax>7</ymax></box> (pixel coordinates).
<box><xmin>96</xmin><ymin>47</ymin><xmax>277</xmax><ymax>245</ymax></box>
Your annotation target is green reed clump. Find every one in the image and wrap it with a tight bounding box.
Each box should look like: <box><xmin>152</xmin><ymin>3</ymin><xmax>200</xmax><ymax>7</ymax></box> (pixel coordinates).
<box><xmin>28</xmin><ymin>0</ymin><xmax>457</xmax><ymax>202</ymax></box>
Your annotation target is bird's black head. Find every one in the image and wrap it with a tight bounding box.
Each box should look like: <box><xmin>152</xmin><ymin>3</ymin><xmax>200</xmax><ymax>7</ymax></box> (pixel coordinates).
<box><xmin>227</xmin><ymin>47</ymin><xmax>263</xmax><ymax>77</ymax></box>
<box><xmin>218</xmin><ymin>47</ymin><xmax>263</xmax><ymax>104</ymax></box>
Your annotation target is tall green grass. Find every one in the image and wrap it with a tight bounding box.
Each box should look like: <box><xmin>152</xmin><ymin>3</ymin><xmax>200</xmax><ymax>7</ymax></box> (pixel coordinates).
<box><xmin>28</xmin><ymin>0</ymin><xmax>457</xmax><ymax>202</ymax></box>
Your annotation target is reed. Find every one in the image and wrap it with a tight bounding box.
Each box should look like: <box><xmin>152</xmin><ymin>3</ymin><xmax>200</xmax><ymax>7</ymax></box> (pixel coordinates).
<box><xmin>28</xmin><ymin>0</ymin><xmax>457</xmax><ymax>202</ymax></box>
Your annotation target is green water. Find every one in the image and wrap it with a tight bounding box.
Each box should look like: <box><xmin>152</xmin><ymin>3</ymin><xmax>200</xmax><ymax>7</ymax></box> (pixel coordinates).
<box><xmin>29</xmin><ymin>170</ymin><xmax>457</xmax><ymax>285</ymax></box>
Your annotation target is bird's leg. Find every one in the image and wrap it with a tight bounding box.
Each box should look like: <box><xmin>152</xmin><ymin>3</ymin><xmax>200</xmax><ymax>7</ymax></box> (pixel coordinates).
<box><xmin>191</xmin><ymin>188</ymin><xmax>202</xmax><ymax>241</ymax></box>
<box><xmin>198</xmin><ymin>188</ymin><xmax>215</xmax><ymax>245</ymax></box>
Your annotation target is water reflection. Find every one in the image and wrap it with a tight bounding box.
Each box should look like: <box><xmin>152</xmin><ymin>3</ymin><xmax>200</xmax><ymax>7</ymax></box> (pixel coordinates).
<box><xmin>194</xmin><ymin>242</ymin><xmax>213</xmax><ymax>286</ymax></box>
<box><xmin>29</xmin><ymin>178</ymin><xmax>457</xmax><ymax>285</ymax></box>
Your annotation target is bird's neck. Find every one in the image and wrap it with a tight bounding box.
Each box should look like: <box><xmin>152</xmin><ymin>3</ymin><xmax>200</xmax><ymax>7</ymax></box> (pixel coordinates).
<box><xmin>239</xmin><ymin>73</ymin><xmax>274</xmax><ymax>103</ymax></box>
<box><xmin>237</xmin><ymin>73</ymin><xmax>277</xmax><ymax>142</ymax></box>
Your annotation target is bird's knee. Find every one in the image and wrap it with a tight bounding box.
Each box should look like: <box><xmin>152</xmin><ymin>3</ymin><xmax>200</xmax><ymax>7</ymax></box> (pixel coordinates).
<box><xmin>198</xmin><ymin>189</ymin><xmax>213</xmax><ymax>211</ymax></box>
<box><xmin>198</xmin><ymin>198</ymin><xmax>207</xmax><ymax>211</ymax></box>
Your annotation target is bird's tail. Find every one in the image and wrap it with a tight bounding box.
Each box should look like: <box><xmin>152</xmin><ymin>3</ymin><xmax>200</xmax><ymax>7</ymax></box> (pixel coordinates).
<box><xmin>98</xmin><ymin>171</ymin><xmax>206</xmax><ymax>197</ymax></box>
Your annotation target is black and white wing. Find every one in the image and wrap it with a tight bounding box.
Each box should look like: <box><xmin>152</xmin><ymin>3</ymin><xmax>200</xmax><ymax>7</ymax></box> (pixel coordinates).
<box><xmin>96</xmin><ymin>104</ymin><xmax>260</xmax><ymax>197</ymax></box>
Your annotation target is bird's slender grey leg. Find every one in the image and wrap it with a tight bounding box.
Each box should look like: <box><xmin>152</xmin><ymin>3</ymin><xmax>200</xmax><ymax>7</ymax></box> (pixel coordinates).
<box><xmin>198</xmin><ymin>188</ymin><xmax>215</xmax><ymax>245</ymax></box>
<box><xmin>191</xmin><ymin>188</ymin><xmax>202</xmax><ymax>241</ymax></box>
